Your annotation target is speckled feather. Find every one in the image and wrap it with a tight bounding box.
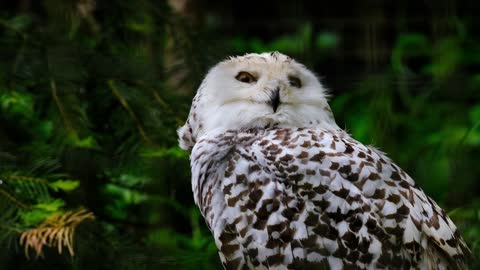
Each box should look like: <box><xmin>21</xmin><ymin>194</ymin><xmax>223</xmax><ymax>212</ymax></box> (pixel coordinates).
<box><xmin>190</xmin><ymin>128</ymin><xmax>470</xmax><ymax>270</ymax></box>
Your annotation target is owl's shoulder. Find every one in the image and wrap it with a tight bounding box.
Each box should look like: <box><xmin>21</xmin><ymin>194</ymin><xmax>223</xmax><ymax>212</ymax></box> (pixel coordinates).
<box><xmin>207</xmin><ymin>128</ymin><xmax>470</xmax><ymax>268</ymax></box>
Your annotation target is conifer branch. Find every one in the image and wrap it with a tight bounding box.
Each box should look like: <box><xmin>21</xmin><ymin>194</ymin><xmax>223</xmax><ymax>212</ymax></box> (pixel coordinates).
<box><xmin>107</xmin><ymin>79</ymin><xmax>153</xmax><ymax>144</ymax></box>
<box><xmin>0</xmin><ymin>188</ymin><xmax>29</xmax><ymax>209</ymax></box>
<box><xmin>19</xmin><ymin>209</ymin><xmax>94</xmax><ymax>258</ymax></box>
<box><xmin>50</xmin><ymin>79</ymin><xmax>74</xmax><ymax>133</ymax></box>
<box><xmin>4</xmin><ymin>175</ymin><xmax>49</xmax><ymax>184</ymax></box>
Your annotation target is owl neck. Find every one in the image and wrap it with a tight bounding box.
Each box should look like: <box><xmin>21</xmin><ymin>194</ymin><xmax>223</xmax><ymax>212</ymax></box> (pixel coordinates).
<box><xmin>179</xmin><ymin>105</ymin><xmax>340</xmax><ymax>151</ymax></box>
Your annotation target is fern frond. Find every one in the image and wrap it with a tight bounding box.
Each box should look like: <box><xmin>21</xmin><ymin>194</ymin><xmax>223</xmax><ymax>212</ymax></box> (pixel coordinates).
<box><xmin>19</xmin><ymin>208</ymin><xmax>94</xmax><ymax>258</ymax></box>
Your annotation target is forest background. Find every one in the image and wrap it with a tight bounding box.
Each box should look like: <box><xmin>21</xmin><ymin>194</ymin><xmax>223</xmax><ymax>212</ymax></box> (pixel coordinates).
<box><xmin>0</xmin><ymin>1</ymin><xmax>479</xmax><ymax>269</ymax></box>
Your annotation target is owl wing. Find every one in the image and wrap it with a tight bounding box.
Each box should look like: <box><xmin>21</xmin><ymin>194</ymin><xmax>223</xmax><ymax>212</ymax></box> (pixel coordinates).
<box><xmin>193</xmin><ymin>128</ymin><xmax>470</xmax><ymax>269</ymax></box>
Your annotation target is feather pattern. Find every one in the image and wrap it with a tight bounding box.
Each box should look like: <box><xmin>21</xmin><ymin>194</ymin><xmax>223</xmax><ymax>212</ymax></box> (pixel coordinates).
<box><xmin>190</xmin><ymin>128</ymin><xmax>470</xmax><ymax>270</ymax></box>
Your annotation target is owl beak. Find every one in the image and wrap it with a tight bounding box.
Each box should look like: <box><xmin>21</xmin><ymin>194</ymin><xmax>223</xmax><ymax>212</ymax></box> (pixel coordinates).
<box><xmin>269</xmin><ymin>88</ymin><xmax>281</xmax><ymax>113</ymax></box>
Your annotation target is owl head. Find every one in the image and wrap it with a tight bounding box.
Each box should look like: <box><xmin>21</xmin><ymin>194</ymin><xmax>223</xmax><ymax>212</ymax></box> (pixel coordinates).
<box><xmin>178</xmin><ymin>52</ymin><xmax>338</xmax><ymax>150</ymax></box>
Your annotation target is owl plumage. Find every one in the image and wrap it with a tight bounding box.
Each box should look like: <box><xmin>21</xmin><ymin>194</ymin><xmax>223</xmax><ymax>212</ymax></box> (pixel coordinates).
<box><xmin>178</xmin><ymin>52</ymin><xmax>470</xmax><ymax>269</ymax></box>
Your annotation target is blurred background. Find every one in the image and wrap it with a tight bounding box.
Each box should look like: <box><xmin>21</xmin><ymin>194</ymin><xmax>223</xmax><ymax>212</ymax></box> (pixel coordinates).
<box><xmin>0</xmin><ymin>0</ymin><xmax>479</xmax><ymax>269</ymax></box>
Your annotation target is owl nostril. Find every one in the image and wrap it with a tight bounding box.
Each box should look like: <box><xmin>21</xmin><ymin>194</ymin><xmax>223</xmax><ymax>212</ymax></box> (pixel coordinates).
<box><xmin>269</xmin><ymin>87</ymin><xmax>281</xmax><ymax>113</ymax></box>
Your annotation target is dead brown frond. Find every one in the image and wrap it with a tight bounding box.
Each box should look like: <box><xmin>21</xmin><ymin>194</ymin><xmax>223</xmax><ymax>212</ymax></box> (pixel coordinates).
<box><xmin>19</xmin><ymin>209</ymin><xmax>94</xmax><ymax>259</ymax></box>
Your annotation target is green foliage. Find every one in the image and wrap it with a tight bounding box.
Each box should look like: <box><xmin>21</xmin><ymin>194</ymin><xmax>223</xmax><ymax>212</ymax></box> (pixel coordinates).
<box><xmin>0</xmin><ymin>0</ymin><xmax>217</xmax><ymax>269</ymax></box>
<box><xmin>48</xmin><ymin>180</ymin><xmax>80</xmax><ymax>192</ymax></box>
<box><xmin>19</xmin><ymin>199</ymin><xmax>65</xmax><ymax>227</ymax></box>
<box><xmin>228</xmin><ymin>23</ymin><xmax>339</xmax><ymax>66</ymax></box>
<box><xmin>391</xmin><ymin>33</ymin><xmax>430</xmax><ymax>74</ymax></box>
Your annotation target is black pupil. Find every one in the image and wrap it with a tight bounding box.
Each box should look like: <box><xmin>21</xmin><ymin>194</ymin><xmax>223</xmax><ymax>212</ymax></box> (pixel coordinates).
<box><xmin>241</xmin><ymin>75</ymin><xmax>250</xmax><ymax>82</ymax></box>
<box><xmin>290</xmin><ymin>77</ymin><xmax>301</xmax><ymax>87</ymax></box>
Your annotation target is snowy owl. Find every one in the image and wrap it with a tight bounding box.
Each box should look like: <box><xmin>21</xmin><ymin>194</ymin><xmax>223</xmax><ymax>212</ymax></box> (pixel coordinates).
<box><xmin>178</xmin><ymin>52</ymin><xmax>470</xmax><ymax>269</ymax></box>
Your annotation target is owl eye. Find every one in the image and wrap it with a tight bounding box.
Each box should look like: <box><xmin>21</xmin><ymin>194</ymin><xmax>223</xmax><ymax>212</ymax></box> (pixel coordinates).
<box><xmin>236</xmin><ymin>72</ymin><xmax>257</xmax><ymax>84</ymax></box>
<box><xmin>288</xmin><ymin>76</ymin><xmax>302</xmax><ymax>88</ymax></box>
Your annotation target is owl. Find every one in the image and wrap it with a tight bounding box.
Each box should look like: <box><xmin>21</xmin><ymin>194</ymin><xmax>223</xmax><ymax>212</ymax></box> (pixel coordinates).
<box><xmin>178</xmin><ymin>52</ymin><xmax>471</xmax><ymax>269</ymax></box>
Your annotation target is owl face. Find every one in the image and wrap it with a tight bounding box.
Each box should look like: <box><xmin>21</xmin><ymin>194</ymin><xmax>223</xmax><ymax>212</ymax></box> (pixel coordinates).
<box><xmin>178</xmin><ymin>52</ymin><xmax>338</xmax><ymax>150</ymax></box>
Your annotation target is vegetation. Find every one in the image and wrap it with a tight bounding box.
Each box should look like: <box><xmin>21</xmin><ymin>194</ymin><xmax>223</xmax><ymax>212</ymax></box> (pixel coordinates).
<box><xmin>0</xmin><ymin>1</ymin><xmax>479</xmax><ymax>269</ymax></box>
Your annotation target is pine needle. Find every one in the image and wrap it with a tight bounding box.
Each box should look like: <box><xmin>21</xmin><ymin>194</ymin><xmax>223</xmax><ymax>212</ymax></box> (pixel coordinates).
<box><xmin>108</xmin><ymin>79</ymin><xmax>153</xmax><ymax>145</ymax></box>
<box><xmin>0</xmin><ymin>188</ymin><xmax>29</xmax><ymax>209</ymax></box>
<box><xmin>50</xmin><ymin>78</ymin><xmax>74</xmax><ymax>133</ymax></box>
